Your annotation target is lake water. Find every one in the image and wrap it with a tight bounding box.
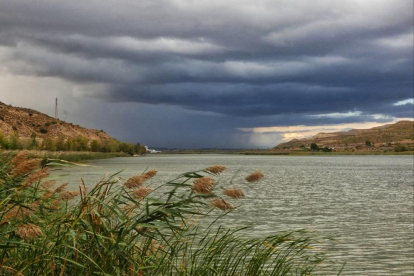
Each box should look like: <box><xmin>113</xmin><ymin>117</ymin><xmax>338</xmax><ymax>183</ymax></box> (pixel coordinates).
<box><xmin>51</xmin><ymin>154</ymin><xmax>414</xmax><ymax>275</ymax></box>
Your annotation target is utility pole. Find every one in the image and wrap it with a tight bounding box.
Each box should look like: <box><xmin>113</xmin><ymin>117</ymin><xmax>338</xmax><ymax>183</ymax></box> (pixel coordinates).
<box><xmin>55</xmin><ymin>98</ymin><xmax>58</xmax><ymax>119</ymax></box>
<box><xmin>63</xmin><ymin>110</ymin><xmax>68</xmax><ymax>121</ymax></box>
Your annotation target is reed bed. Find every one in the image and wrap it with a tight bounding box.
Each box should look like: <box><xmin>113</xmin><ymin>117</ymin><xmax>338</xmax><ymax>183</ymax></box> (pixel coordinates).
<box><xmin>0</xmin><ymin>151</ymin><xmax>336</xmax><ymax>275</ymax></box>
<box><xmin>0</xmin><ymin>150</ymin><xmax>129</xmax><ymax>164</ymax></box>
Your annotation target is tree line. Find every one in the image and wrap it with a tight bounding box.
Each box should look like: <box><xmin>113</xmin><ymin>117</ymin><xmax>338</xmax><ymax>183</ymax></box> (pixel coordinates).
<box><xmin>0</xmin><ymin>132</ymin><xmax>147</xmax><ymax>155</ymax></box>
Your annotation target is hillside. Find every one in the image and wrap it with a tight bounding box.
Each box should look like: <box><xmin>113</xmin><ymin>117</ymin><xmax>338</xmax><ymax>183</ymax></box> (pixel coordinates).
<box><xmin>0</xmin><ymin>101</ymin><xmax>114</xmax><ymax>143</ymax></box>
<box><xmin>274</xmin><ymin>121</ymin><xmax>414</xmax><ymax>151</ymax></box>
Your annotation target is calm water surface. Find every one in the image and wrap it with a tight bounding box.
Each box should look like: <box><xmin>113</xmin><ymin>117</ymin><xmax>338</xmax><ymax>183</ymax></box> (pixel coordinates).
<box><xmin>52</xmin><ymin>154</ymin><xmax>414</xmax><ymax>275</ymax></box>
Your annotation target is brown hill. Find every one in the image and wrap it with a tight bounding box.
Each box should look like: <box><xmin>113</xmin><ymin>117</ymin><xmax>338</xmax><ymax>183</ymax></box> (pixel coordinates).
<box><xmin>274</xmin><ymin>121</ymin><xmax>414</xmax><ymax>151</ymax></box>
<box><xmin>0</xmin><ymin>101</ymin><xmax>114</xmax><ymax>143</ymax></box>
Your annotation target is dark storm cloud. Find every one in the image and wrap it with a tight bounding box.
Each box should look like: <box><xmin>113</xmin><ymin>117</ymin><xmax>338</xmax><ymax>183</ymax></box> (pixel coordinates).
<box><xmin>0</xmin><ymin>0</ymin><xmax>413</xmax><ymax>148</ymax></box>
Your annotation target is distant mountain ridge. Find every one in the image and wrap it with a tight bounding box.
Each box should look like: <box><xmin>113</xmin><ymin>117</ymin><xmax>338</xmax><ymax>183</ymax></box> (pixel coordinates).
<box><xmin>0</xmin><ymin>101</ymin><xmax>114</xmax><ymax>143</ymax></box>
<box><xmin>274</xmin><ymin>121</ymin><xmax>414</xmax><ymax>150</ymax></box>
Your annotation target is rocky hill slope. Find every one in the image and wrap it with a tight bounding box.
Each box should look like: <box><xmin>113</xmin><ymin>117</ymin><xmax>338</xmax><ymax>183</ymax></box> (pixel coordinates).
<box><xmin>275</xmin><ymin>121</ymin><xmax>414</xmax><ymax>150</ymax></box>
<box><xmin>0</xmin><ymin>101</ymin><xmax>114</xmax><ymax>142</ymax></box>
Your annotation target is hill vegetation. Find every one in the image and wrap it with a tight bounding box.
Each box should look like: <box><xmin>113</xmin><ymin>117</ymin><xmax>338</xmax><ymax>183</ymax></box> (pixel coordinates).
<box><xmin>0</xmin><ymin>101</ymin><xmax>146</xmax><ymax>155</ymax></box>
<box><xmin>274</xmin><ymin>121</ymin><xmax>414</xmax><ymax>153</ymax></box>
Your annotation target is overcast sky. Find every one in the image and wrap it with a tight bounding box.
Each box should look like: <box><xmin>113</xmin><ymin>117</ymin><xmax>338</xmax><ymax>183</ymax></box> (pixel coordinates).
<box><xmin>0</xmin><ymin>0</ymin><xmax>413</xmax><ymax>148</ymax></box>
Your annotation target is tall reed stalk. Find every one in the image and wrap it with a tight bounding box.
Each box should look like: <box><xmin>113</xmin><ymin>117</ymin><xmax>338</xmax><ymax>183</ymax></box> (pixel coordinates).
<box><xmin>0</xmin><ymin>151</ymin><xmax>334</xmax><ymax>275</ymax></box>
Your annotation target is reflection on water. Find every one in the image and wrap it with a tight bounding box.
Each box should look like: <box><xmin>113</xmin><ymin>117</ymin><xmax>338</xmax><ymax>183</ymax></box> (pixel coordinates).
<box><xmin>51</xmin><ymin>154</ymin><xmax>414</xmax><ymax>275</ymax></box>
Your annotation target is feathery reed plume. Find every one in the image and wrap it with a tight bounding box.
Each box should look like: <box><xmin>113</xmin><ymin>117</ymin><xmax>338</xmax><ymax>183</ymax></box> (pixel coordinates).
<box><xmin>124</xmin><ymin>175</ymin><xmax>146</xmax><ymax>189</ymax></box>
<box><xmin>10</xmin><ymin>151</ymin><xmax>28</xmax><ymax>168</ymax></box>
<box><xmin>223</xmin><ymin>188</ymin><xmax>245</xmax><ymax>199</ymax></box>
<box><xmin>60</xmin><ymin>191</ymin><xmax>80</xmax><ymax>201</ymax></box>
<box><xmin>192</xmin><ymin>177</ymin><xmax>215</xmax><ymax>194</ymax></box>
<box><xmin>245</xmin><ymin>171</ymin><xmax>265</xmax><ymax>182</ymax></box>
<box><xmin>121</xmin><ymin>204</ymin><xmax>136</xmax><ymax>214</ymax></box>
<box><xmin>143</xmin><ymin>170</ymin><xmax>158</xmax><ymax>179</ymax></box>
<box><xmin>146</xmin><ymin>239</ymin><xmax>165</xmax><ymax>255</ymax></box>
<box><xmin>30</xmin><ymin>201</ymin><xmax>41</xmax><ymax>210</ymax></box>
<box><xmin>6</xmin><ymin>206</ymin><xmax>34</xmax><ymax>219</ymax></box>
<box><xmin>16</xmin><ymin>223</ymin><xmax>43</xmax><ymax>240</ymax></box>
<box><xmin>40</xmin><ymin>180</ymin><xmax>56</xmax><ymax>190</ymax></box>
<box><xmin>11</xmin><ymin>158</ymin><xmax>42</xmax><ymax>177</ymax></box>
<box><xmin>55</xmin><ymin>183</ymin><xmax>68</xmax><ymax>193</ymax></box>
<box><xmin>209</xmin><ymin>198</ymin><xmax>234</xmax><ymax>210</ymax></box>
<box><xmin>205</xmin><ymin>165</ymin><xmax>227</xmax><ymax>175</ymax></box>
<box><xmin>135</xmin><ymin>226</ymin><xmax>152</xmax><ymax>234</ymax></box>
<box><xmin>41</xmin><ymin>190</ymin><xmax>54</xmax><ymax>200</ymax></box>
<box><xmin>132</xmin><ymin>187</ymin><xmax>153</xmax><ymax>199</ymax></box>
<box><xmin>50</xmin><ymin>200</ymin><xmax>60</xmax><ymax>210</ymax></box>
<box><xmin>22</xmin><ymin>167</ymin><xmax>49</xmax><ymax>188</ymax></box>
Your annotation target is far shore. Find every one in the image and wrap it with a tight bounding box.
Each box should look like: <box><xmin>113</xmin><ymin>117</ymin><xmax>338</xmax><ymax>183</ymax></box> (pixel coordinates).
<box><xmin>153</xmin><ymin>149</ymin><xmax>414</xmax><ymax>156</ymax></box>
<box><xmin>1</xmin><ymin>149</ymin><xmax>413</xmax><ymax>165</ymax></box>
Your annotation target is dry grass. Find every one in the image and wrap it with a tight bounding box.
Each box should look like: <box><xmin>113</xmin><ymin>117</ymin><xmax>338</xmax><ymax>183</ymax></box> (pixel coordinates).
<box><xmin>124</xmin><ymin>175</ymin><xmax>147</xmax><ymax>189</ymax></box>
<box><xmin>245</xmin><ymin>171</ymin><xmax>265</xmax><ymax>182</ymax></box>
<box><xmin>132</xmin><ymin>187</ymin><xmax>153</xmax><ymax>199</ymax></box>
<box><xmin>16</xmin><ymin>223</ymin><xmax>43</xmax><ymax>240</ymax></box>
<box><xmin>205</xmin><ymin>165</ymin><xmax>227</xmax><ymax>175</ymax></box>
<box><xmin>223</xmin><ymin>188</ymin><xmax>245</xmax><ymax>199</ymax></box>
<box><xmin>192</xmin><ymin>177</ymin><xmax>215</xmax><ymax>194</ymax></box>
<box><xmin>209</xmin><ymin>198</ymin><xmax>234</xmax><ymax>210</ymax></box>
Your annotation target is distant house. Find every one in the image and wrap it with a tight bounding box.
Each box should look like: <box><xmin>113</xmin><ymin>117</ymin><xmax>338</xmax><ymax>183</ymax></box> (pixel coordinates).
<box><xmin>145</xmin><ymin>146</ymin><xmax>161</xmax><ymax>153</ymax></box>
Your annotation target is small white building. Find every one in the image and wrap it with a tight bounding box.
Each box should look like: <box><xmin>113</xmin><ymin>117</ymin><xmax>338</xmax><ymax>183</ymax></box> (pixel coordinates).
<box><xmin>145</xmin><ymin>146</ymin><xmax>161</xmax><ymax>153</ymax></box>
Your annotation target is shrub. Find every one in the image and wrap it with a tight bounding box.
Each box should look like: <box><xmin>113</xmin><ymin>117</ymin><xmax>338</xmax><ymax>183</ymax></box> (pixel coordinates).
<box><xmin>39</xmin><ymin>128</ymin><xmax>48</xmax><ymax>134</ymax></box>
<box><xmin>310</xmin><ymin>143</ymin><xmax>319</xmax><ymax>151</ymax></box>
<box><xmin>0</xmin><ymin>154</ymin><xmax>336</xmax><ymax>275</ymax></box>
<box><xmin>394</xmin><ymin>144</ymin><xmax>408</xmax><ymax>152</ymax></box>
<box><xmin>321</xmin><ymin>146</ymin><xmax>333</xmax><ymax>152</ymax></box>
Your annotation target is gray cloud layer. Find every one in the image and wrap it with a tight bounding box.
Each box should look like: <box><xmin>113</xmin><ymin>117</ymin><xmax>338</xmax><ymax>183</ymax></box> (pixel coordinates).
<box><xmin>0</xmin><ymin>0</ymin><xmax>412</xmax><ymax>148</ymax></box>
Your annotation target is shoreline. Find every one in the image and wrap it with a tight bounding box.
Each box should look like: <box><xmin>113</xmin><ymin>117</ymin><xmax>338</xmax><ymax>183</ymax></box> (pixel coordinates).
<box><xmin>158</xmin><ymin>150</ymin><xmax>414</xmax><ymax>156</ymax></box>
<box><xmin>0</xmin><ymin>150</ymin><xmax>131</xmax><ymax>163</ymax></box>
<box><xmin>1</xmin><ymin>150</ymin><xmax>412</xmax><ymax>164</ymax></box>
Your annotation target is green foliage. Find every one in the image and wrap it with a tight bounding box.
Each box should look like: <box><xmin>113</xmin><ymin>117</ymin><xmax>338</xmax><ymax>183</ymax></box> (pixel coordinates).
<box><xmin>321</xmin><ymin>146</ymin><xmax>333</xmax><ymax>152</ymax></box>
<box><xmin>310</xmin><ymin>143</ymin><xmax>332</xmax><ymax>152</ymax></box>
<box><xmin>55</xmin><ymin>136</ymin><xmax>66</xmax><ymax>151</ymax></box>
<box><xmin>0</xmin><ymin>131</ymin><xmax>145</xmax><ymax>155</ymax></box>
<box><xmin>9</xmin><ymin>132</ymin><xmax>21</xmax><ymax>150</ymax></box>
<box><xmin>0</xmin><ymin>154</ymin><xmax>337</xmax><ymax>275</ymax></box>
<box><xmin>365</xmin><ymin>140</ymin><xmax>372</xmax><ymax>147</ymax></box>
<box><xmin>41</xmin><ymin>138</ymin><xmax>57</xmax><ymax>151</ymax></box>
<box><xmin>90</xmin><ymin>140</ymin><xmax>99</xmax><ymax>152</ymax></box>
<box><xmin>39</xmin><ymin>128</ymin><xmax>48</xmax><ymax>134</ymax></box>
<box><xmin>310</xmin><ymin>143</ymin><xmax>319</xmax><ymax>151</ymax></box>
<box><xmin>119</xmin><ymin>142</ymin><xmax>134</xmax><ymax>155</ymax></box>
<box><xmin>394</xmin><ymin>144</ymin><xmax>408</xmax><ymax>152</ymax></box>
<box><xmin>134</xmin><ymin>143</ymin><xmax>147</xmax><ymax>155</ymax></box>
<box><xmin>0</xmin><ymin>132</ymin><xmax>9</xmax><ymax>149</ymax></box>
<box><xmin>28</xmin><ymin>132</ymin><xmax>38</xmax><ymax>150</ymax></box>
